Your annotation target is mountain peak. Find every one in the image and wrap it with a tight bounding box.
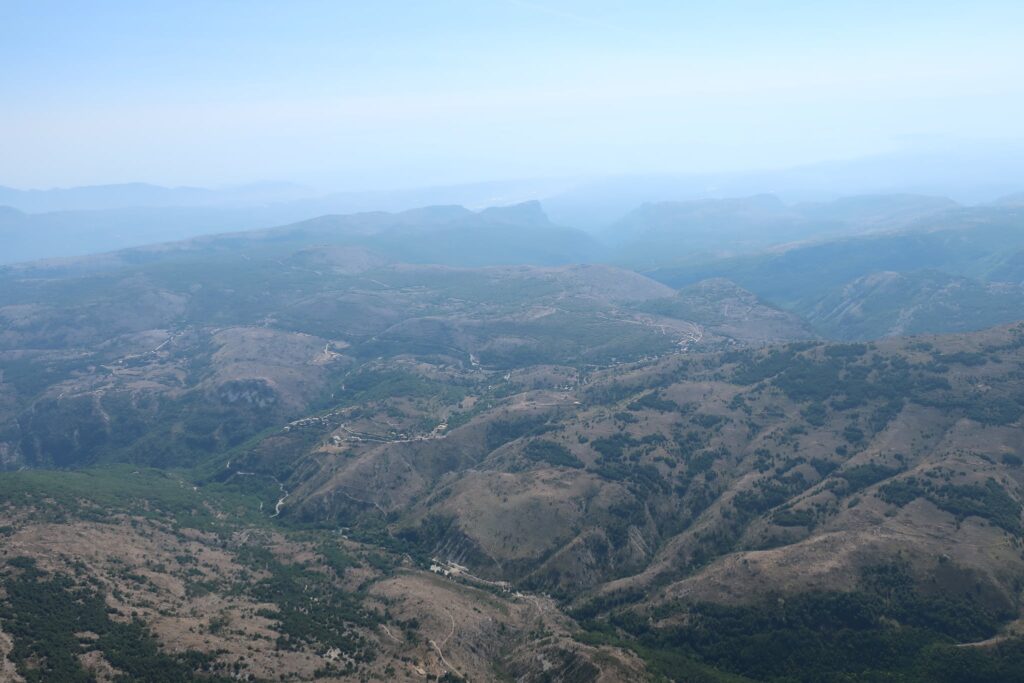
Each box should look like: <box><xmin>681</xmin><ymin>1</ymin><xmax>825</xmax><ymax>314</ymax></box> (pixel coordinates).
<box><xmin>479</xmin><ymin>200</ymin><xmax>551</xmax><ymax>226</ymax></box>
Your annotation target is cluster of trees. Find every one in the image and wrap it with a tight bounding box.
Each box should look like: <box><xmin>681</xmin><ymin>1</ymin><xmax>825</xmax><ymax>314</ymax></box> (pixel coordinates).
<box><xmin>236</xmin><ymin>545</ymin><xmax>380</xmax><ymax>660</ymax></box>
<box><xmin>523</xmin><ymin>440</ymin><xmax>583</xmax><ymax>468</ymax></box>
<box><xmin>587</xmin><ymin>563</ymin><xmax>1017</xmax><ymax>682</ymax></box>
<box><xmin>0</xmin><ymin>557</ymin><xmax>228</xmax><ymax>682</ymax></box>
<box><xmin>880</xmin><ymin>477</ymin><xmax>1022</xmax><ymax>534</ymax></box>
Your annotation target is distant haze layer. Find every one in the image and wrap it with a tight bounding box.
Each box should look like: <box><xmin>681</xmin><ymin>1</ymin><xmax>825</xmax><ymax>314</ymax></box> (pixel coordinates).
<box><xmin>3</xmin><ymin>2</ymin><xmax>1024</xmax><ymax>188</ymax></box>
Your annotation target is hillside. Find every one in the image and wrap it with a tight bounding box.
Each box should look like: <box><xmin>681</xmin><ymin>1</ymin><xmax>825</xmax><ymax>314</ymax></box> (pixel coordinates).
<box><xmin>805</xmin><ymin>271</ymin><xmax>1024</xmax><ymax>340</ymax></box>
<box><xmin>254</xmin><ymin>323</ymin><xmax>1024</xmax><ymax>679</ymax></box>
<box><xmin>649</xmin><ymin>206</ymin><xmax>1024</xmax><ymax>302</ymax></box>
<box><xmin>608</xmin><ymin>194</ymin><xmax>957</xmax><ymax>268</ymax></box>
<box><xmin>0</xmin><ymin>235</ymin><xmax>828</xmax><ymax>681</ymax></box>
<box><xmin>632</xmin><ymin>279</ymin><xmax>817</xmax><ymax>345</ymax></box>
<box><xmin>994</xmin><ymin>191</ymin><xmax>1024</xmax><ymax>207</ymax></box>
<box><xmin>0</xmin><ymin>237</ymin><xmax>809</xmax><ymax>472</ymax></box>
<box><xmin>644</xmin><ymin>205</ymin><xmax>1024</xmax><ymax>343</ymax></box>
<box><xmin>4</xmin><ymin>202</ymin><xmax>1024</xmax><ymax>680</ymax></box>
<box><xmin>0</xmin><ymin>467</ymin><xmax>647</xmax><ymax>682</ymax></box>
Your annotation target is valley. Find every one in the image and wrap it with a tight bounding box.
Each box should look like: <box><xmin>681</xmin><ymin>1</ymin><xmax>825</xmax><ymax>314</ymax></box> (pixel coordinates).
<box><xmin>7</xmin><ymin>4</ymin><xmax>1024</xmax><ymax>680</ymax></box>
<box><xmin>4</xmin><ymin>198</ymin><xmax>1024</xmax><ymax>681</ymax></box>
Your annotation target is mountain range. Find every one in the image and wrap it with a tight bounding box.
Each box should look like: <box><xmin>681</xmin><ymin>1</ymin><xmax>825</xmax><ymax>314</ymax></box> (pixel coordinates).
<box><xmin>5</xmin><ymin>184</ymin><xmax>1024</xmax><ymax>680</ymax></box>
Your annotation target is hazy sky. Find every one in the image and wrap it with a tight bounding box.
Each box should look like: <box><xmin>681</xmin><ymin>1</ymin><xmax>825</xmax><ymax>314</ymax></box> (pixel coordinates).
<box><xmin>3</xmin><ymin>0</ymin><xmax>1023</xmax><ymax>190</ymax></box>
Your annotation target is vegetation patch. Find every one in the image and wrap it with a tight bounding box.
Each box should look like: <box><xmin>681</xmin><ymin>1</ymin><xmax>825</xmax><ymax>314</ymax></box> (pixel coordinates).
<box><xmin>587</xmin><ymin>564</ymin><xmax>1011</xmax><ymax>682</ymax></box>
<box><xmin>0</xmin><ymin>557</ymin><xmax>226</xmax><ymax>682</ymax></box>
<box><xmin>879</xmin><ymin>477</ymin><xmax>1022</xmax><ymax>534</ymax></box>
<box><xmin>235</xmin><ymin>545</ymin><xmax>379</xmax><ymax>662</ymax></box>
<box><xmin>523</xmin><ymin>439</ymin><xmax>583</xmax><ymax>468</ymax></box>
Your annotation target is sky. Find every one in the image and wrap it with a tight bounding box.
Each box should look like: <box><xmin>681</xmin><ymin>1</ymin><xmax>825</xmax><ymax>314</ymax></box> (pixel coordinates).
<box><xmin>2</xmin><ymin>0</ymin><xmax>1024</xmax><ymax>190</ymax></box>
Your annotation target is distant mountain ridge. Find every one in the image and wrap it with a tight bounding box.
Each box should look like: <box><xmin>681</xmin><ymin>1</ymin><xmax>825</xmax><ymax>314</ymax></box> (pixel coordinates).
<box><xmin>0</xmin><ymin>199</ymin><xmax>600</xmax><ymax>268</ymax></box>
<box><xmin>192</xmin><ymin>200</ymin><xmax>602</xmax><ymax>268</ymax></box>
<box><xmin>994</xmin><ymin>191</ymin><xmax>1024</xmax><ymax>207</ymax></box>
<box><xmin>608</xmin><ymin>193</ymin><xmax>958</xmax><ymax>267</ymax></box>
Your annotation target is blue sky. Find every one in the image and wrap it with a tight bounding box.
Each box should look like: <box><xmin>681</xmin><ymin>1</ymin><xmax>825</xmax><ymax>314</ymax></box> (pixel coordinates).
<box><xmin>3</xmin><ymin>1</ymin><xmax>1023</xmax><ymax>189</ymax></box>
